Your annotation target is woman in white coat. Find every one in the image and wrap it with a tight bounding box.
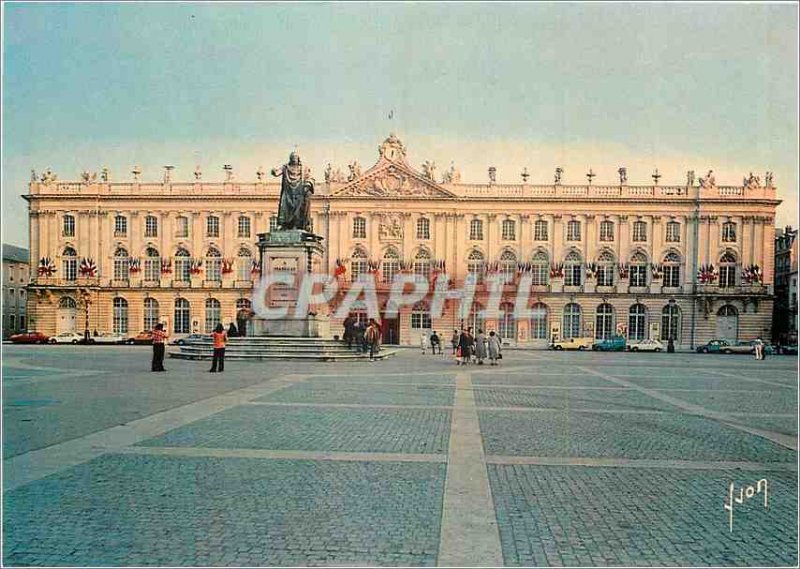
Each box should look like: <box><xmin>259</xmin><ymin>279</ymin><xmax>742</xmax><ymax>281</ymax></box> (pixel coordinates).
<box><xmin>487</xmin><ymin>331</ymin><xmax>502</xmax><ymax>366</ymax></box>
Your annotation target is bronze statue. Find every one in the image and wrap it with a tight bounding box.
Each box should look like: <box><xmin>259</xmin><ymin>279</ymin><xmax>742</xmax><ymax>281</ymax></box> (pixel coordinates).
<box><xmin>272</xmin><ymin>151</ymin><xmax>314</xmax><ymax>231</ymax></box>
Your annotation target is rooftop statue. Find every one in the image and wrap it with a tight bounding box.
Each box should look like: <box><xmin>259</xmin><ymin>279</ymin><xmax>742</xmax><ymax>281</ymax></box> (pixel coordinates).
<box><xmin>272</xmin><ymin>151</ymin><xmax>314</xmax><ymax>232</ymax></box>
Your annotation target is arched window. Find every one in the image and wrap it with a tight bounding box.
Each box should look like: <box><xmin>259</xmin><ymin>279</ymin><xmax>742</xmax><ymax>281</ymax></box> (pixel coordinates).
<box><xmin>562</xmin><ymin>303</ymin><xmax>582</xmax><ymax>339</ymax></box>
<box><xmin>599</xmin><ymin>220</ymin><xmax>614</xmax><ymax>242</ymax></box>
<box><xmin>470</xmin><ymin>219</ymin><xmax>484</xmax><ymax>240</ymax></box>
<box><xmin>238</xmin><ymin>216</ymin><xmax>251</xmax><ymax>238</ymax></box>
<box><xmin>62</xmin><ymin>246</ymin><xmax>77</xmax><ymax>281</ymax></box>
<box><xmin>467</xmin><ymin>250</ymin><xmax>485</xmax><ymax>284</ymax></box>
<box><xmin>143</xmin><ymin>298</ymin><xmax>159</xmax><ymax>331</ymax></box>
<box><xmin>499</xmin><ymin>250</ymin><xmax>517</xmax><ymax>284</ymax></box>
<box><xmin>206</xmin><ymin>215</ymin><xmax>220</xmax><ymax>238</ymax></box>
<box><xmin>414</xmin><ymin>249</ymin><xmax>432</xmax><ymax>283</ymax></box>
<box><xmin>663</xmin><ymin>251</ymin><xmax>681</xmax><ymax>288</ymax></box>
<box><xmin>534</xmin><ymin>219</ymin><xmax>548</xmax><ymax>241</ymax></box>
<box><xmin>565</xmin><ymin>250</ymin><xmax>582</xmax><ymax>287</ymax></box>
<box><xmin>531</xmin><ymin>250</ymin><xmax>549</xmax><ymax>286</ymax></box>
<box><xmin>632</xmin><ymin>220</ymin><xmax>647</xmax><ymax>242</ymax></box>
<box><xmin>175</xmin><ymin>216</ymin><xmax>189</xmax><ymax>238</ymax></box>
<box><xmin>144</xmin><ymin>247</ymin><xmax>160</xmax><ymax>282</ymax></box>
<box><xmin>416</xmin><ymin>218</ymin><xmax>430</xmax><ymax>240</ymax></box>
<box><xmin>629</xmin><ymin>251</ymin><xmax>648</xmax><ymax>288</ymax></box>
<box><xmin>349</xmin><ymin>301</ymin><xmax>368</xmax><ymax>326</ymax></box>
<box><xmin>595</xmin><ymin>303</ymin><xmax>615</xmax><ymax>339</ymax></box>
<box><xmin>175</xmin><ymin>248</ymin><xmax>191</xmax><ymax>283</ymax></box>
<box><xmin>566</xmin><ymin>219</ymin><xmax>581</xmax><ymax>241</ymax></box>
<box><xmin>59</xmin><ymin>296</ymin><xmax>77</xmax><ymax>309</ymax></box>
<box><xmin>661</xmin><ymin>304</ymin><xmax>681</xmax><ymax>342</ymax></box>
<box><xmin>382</xmin><ymin>248</ymin><xmax>400</xmax><ymax>284</ymax></box>
<box><xmin>353</xmin><ymin>216</ymin><xmax>366</xmax><ymax>239</ymax></box>
<box><xmin>502</xmin><ymin>219</ymin><xmax>516</xmax><ymax>241</ymax></box>
<box><xmin>498</xmin><ymin>301</ymin><xmax>516</xmax><ymax>341</ymax></box>
<box><xmin>410</xmin><ymin>301</ymin><xmax>431</xmax><ymax>329</ymax></box>
<box><xmin>114</xmin><ymin>248</ymin><xmax>130</xmax><ymax>281</ymax></box>
<box><xmin>351</xmin><ymin>248</ymin><xmax>368</xmax><ymax>282</ymax></box>
<box><xmin>628</xmin><ymin>304</ymin><xmax>647</xmax><ymax>341</ymax></box>
<box><xmin>596</xmin><ymin>250</ymin><xmax>615</xmax><ymax>287</ymax></box>
<box><xmin>665</xmin><ymin>221</ymin><xmax>681</xmax><ymax>243</ymax></box>
<box><xmin>113</xmin><ymin>297</ymin><xmax>128</xmax><ymax>335</ymax></box>
<box><xmin>722</xmin><ymin>222</ymin><xmax>737</xmax><ymax>243</ymax></box>
<box><xmin>63</xmin><ymin>214</ymin><xmax>75</xmax><ymax>237</ymax></box>
<box><xmin>114</xmin><ymin>215</ymin><xmax>128</xmax><ymax>237</ymax></box>
<box><xmin>718</xmin><ymin>304</ymin><xmax>738</xmax><ymax>317</ymax></box>
<box><xmin>530</xmin><ymin>303</ymin><xmax>549</xmax><ymax>339</ymax></box>
<box><xmin>236</xmin><ymin>298</ymin><xmax>252</xmax><ymax>313</ymax></box>
<box><xmin>719</xmin><ymin>251</ymin><xmax>737</xmax><ymax>288</ymax></box>
<box><xmin>206</xmin><ymin>247</ymin><xmax>222</xmax><ymax>282</ymax></box>
<box><xmin>145</xmin><ymin>215</ymin><xmax>158</xmax><ymax>238</ymax></box>
<box><xmin>468</xmin><ymin>301</ymin><xmax>484</xmax><ymax>333</ymax></box>
<box><xmin>236</xmin><ymin>247</ymin><xmax>252</xmax><ymax>281</ymax></box>
<box><xmin>205</xmin><ymin>298</ymin><xmax>221</xmax><ymax>333</ymax></box>
<box><xmin>174</xmin><ymin>298</ymin><xmax>190</xmax><ymax>334</ymax></box>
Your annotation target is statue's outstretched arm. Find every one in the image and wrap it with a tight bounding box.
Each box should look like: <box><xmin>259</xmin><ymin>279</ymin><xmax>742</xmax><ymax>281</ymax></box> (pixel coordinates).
<box><xmin>270</xmin><ymin>166</ymin><xmax>283</xmax><ymax>177</ymax></box>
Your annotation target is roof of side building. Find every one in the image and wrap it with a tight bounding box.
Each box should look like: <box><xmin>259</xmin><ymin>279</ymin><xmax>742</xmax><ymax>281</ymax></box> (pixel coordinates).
<box><xmin>2</xmin><ymin>244</ymin><xmax>30</xmax><ymax>264</ymax></box>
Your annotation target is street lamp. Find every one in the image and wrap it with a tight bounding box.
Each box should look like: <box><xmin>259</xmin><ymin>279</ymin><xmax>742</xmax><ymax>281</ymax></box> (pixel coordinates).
<box><xmin>82</xmin><ymin>290</ymin><xmax>92</xmax><ymax>341</ymax></box>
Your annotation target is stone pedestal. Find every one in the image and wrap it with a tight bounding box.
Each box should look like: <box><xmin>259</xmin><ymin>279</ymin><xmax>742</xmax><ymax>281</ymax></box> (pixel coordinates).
<box><xmin>251</xmin><ymin>230</ymin><xmax>329</xmax><ymax>337</ymax></box>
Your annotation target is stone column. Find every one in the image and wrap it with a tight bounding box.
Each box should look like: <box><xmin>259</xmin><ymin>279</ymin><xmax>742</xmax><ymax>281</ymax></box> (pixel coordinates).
<box><xmin>434</xmin><ymin>213</ymin><xmax>447</xmax><ymax>262</ymax></box>
<box><xmin>683</xmin><ymin>214</ymin><xmax>697</xmax><ymax>287</ymax></box>
<box><xmin>618</xmin><ymin>215</ymin><xmax>629</xmax><ymax>262</ymax></box>
<box><xmin>369</xmin><ymin>212</ymin><xmax>380</xmax><ymax>258</ymax></box>
<box><xmin>454</xmin><ymin>214</ymin><xmax>467</xmax><ymax>282</ymax></box>
<box><xmin>651</xmin><ymin>215</ymin><xmax>662</xmax><ymax>263</ymax></box>
<box><xmin>30</xmin><ymin>211</ymin><xmax>40</xmax><ymax>278</ymax></box>
<box><xmin>761</xmin><ymin>216</ymin><xmax>775</xmax><ymax>287</ymax></box>
<box><xmin>753</xmin><ymin>216</ymin><xmax>764</xmax><ymax>274</ymax></box>
<box><xmin>585</xmin><ymin>215</ymin><xmax>596</xmax><ymax>259</ymax></box>
<box><xmin>192</xmin><ymin>212</ymin><xmax>203</xmax><ymax>258</ymax></box>
<box><xmin>223</xmin><ymin>212</ymin><xmax>235</xmax><ymax>258</ymax></box>
<box><xmin>487</xmin><ymin>213</ymin><xmax>498</xmax><ymax>260</ymax></box>
<box><xmin>552</xmin><ymin>214</ymin><xmax>563</xmax><ymax>263</ymax></box>
<box><xmin>741</xmin><ymin>215</ymin><xmax>753</xmax><ymax>266</ymax></box>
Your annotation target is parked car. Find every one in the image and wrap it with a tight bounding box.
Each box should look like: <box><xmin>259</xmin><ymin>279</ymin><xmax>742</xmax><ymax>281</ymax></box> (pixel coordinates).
<box><xmin>127</xmin><ymin>331</ymin><xmax>154</xmax><ymax>345</ymax></box>
<box><xmin>93</xmin><ymin>332</ymin><xmax>125</xmax><ymax>344</ymax></box>
<box><xmin>49</xmin><ymin>332</ymin><xmax>89</xmax><ymax>344</ymax></box>
<box><xmin>9</xmin><ymin>332</ymin><xmax>50</xmax><ymax>344</ymax></box>
<box><xmin>735</xmin><ymin>340</ymin><xmax>775</xmax><ymax>355</ymax></box>
<box><xmin>550</xmin><ymin>337</ymin><xmax>594</xmax><ymax>351</ymax></box>
<box><xmin>171</xmin><ymin>333</ymin><xmax>210</xmax><ymax>345</ymax></box>
<box><xmin>627</xmin><ymin>339</ymin><xmax>664</xmax><ymax>352</ymax></box>
<box><xmin>778</xmin><ymin>344</ymin><xmax>798</xmax><ymax>355</ymax></box>
<box><xmin>696</xmin><ymin>340</ymin><xmax>732</xmax><ymax>354</ymax></box>
<box><xmin>592</xmin><ymin>335</ymin><xmax>626</xmax><ymax>351</ymax></box>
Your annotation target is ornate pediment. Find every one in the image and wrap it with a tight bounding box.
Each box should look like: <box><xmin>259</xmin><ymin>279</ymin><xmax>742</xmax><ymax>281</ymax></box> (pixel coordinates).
<box><xmin>333</xmin><ymin>163</ymin><xmax>456</xmax><ymax>198</ymax></box>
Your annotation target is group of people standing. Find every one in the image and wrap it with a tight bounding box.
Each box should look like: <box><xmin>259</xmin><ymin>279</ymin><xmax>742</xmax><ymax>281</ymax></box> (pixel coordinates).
<box><xmin>451</xmin><ymin>328</ymin><xmax>503</xmax><ymax>366</ymax></box>
<box><xmin>342</xmin><ymin>315</ymin><xmax>383</xmax><ymax>361</ymax></box>
<box><xmin>150</xmin><ymin>322</ymin><xmax>230</xmax><ymax>373</ymax></box>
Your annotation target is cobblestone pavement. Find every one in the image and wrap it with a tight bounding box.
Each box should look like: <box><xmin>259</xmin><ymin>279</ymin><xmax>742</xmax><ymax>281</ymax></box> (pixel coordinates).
<box><xmin>3</xmin><ymin>345</ymin><xmax>798</xmax><ymax>566</ymax></box>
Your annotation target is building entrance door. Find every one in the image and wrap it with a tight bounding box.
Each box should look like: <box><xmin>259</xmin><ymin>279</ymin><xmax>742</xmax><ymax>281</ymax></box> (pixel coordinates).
<box><xmin>381</xmin><ymin>317</ymin><xmax>399</xmax><ymax>345</ymax></box>
<box><xmin>57</xmin><ymin>308</ymin><xmax>77</xmax><ymax>335</ymax></box>
<box><xmin>716</xmin><ymin>315</ymin><xmax>739</xmax><ymax>343</ymax></box>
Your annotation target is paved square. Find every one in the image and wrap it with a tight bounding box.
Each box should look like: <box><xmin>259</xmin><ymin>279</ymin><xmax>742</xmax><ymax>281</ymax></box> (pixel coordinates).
<box><xmin>3</xmin><ymin>345</ymin><xmax>797</xmax><ymax>566</ymax></box>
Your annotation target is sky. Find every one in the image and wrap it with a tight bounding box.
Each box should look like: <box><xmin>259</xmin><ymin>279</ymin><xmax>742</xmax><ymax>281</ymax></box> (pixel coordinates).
<box><xmin>2</xmin><ymin>2</ymin><xmax>798</xmax><ymax>249</ymax></box>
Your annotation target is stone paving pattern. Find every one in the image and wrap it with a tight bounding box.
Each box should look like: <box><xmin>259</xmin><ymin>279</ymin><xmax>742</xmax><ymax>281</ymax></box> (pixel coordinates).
<box><xmin>138</xmin><ymin>405</ymin><xmax>452</xmax><ymax>454</ymax></box>
<box><xmin>3</xmin><ymin>346</ymin><xmax>797</xmax><ymax>566</ymax></box>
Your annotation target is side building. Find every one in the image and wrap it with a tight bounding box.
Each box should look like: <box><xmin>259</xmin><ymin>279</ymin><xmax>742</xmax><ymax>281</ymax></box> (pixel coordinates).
<box><xmin>773</xmin><ymin>226</ymin><xmax>798</xmax><ymax>346</ymax></box>
<box><xmin>24</xmin><ymin>135</ymin><xmax>779</xmax><ymax>348</ymax></box>
<box><xmin>2</xmin><ymin>244</ymin><xmax>30</xmax><ymax>338</ymax></box>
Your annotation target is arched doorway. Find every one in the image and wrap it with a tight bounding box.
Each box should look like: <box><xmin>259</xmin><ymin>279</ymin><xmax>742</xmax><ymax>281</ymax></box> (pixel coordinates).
<box><xmin>716</xmin><ymin>305</ymin><xmax>739</xmax><ymax>342</ymax></box>
<box><xmin>236</xmin><ymin>298</ymin><xmax>252</xmax><ymax>337</ymax></box>
<box><xmin>57</xmin><ymin>297</ymin><xmax>77</xmax><ymax>334</ymax></box>
<box><xmin>380</xmin><ymin>300</ymin><xmax>400</xmax><ymax>345</ymax></box>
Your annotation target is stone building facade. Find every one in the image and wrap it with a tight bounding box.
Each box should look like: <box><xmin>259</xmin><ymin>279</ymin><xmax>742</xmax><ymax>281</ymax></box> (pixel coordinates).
<box><xmin>773</xmin><ymin>226</ymin><xmax>798</xmax><ymax>346</ymax></box>
<box><xmin>2</xmin><ymin>244</ymin><xmax>30</xmax><ymax>338</ymax></box>
<box><xmin>24</xmin><ymin>135</ymin><xmax>779</xmax><ymax>348</ymax></box>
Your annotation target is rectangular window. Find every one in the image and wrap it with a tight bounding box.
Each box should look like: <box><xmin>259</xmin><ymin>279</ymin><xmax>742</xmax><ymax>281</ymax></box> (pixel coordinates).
<box><xmin>566</xmin><ymin>221</ymin><xmax>581</xmax><ymax>241</ymax></box>
<box><xmin>565</xmin><ymin>264</ymin><xmax>582</xmax><ymax>286</ymax></box>
<box><xmin>632</xmin><ymin>221</ymin><xmax>647</xmax><ymax>242</ymax></box>
<box><xmin>269</xmin><ymin>216</ymin><xmax>278</xmax><ymax>232</ymax></box>
<box><xmin>144</xmin><ymin>258</ymin><xmax>160</xmax><ymax>282</ymax></box>
<box><xmin>114</xmin><ymin>216</ymin><xmax>127</xmax><ymax>237</ymax></box>
<box><xmin>206</xmin><ymin>259</ymin><xmax>221</xmax><ymax>282</ymax></box>
<box><xmin>351</xmin><ymin>260</ymin><xmax>368</xmax><ymax>282</ymax></box>
<box><xmin>63</xmin><ymin>259</ymin><xmax>77</xmax><ymax>281</ymax></box>
<box><xmin>175</xmin><ymin>258</ymin><xmax>191</xmax><ymax>282</ymax></box>
<box><xmin>63</xmin><ymin>216</ymin><xmax>75</xmax><ymax>237</ymax></box>
<box><xmin>469</xmin><ymin>220</ymin><xmax>484</xmax><ymax>240</ymax></box>
<box><xmin>599</xmin><ymin>221</ymin><xmax>614</xmax><ymax>242</ymax></box>
<box><xmin>597</xmin><ymin>265</ymin><xmax>614</xmax><ymax>287</ymax></box>
<box><xmin>207</xmin><ymin>217</ymin><xmax>220</xmax><ymax>238</ymax></box>
<box><xmin>534</xmin><ymin>221</ymin><xmax>548</xmax><ymax>241</ymax></box>
<box><xmin>411</xmin><ymin>311</ymin><xmax>432</xmax><ymax>329</ymax></box>
<box><xmin>531</xmin><ymin>264</ymin><xmax>548</xmax><ymax>286</ymax></box>
<box><xmin>382</xmin><ymin>261</ymin><xmax>399</xmax><ymax>284</ymax></box>
<box><xmin>238</xmin><ymin>216</ymin><xmax>251</xmax><ymax>238</ymax></box>
<box><xmin>145</xmin><ymin>216</ymin><xmax>158</xmax><ymax>238</ymax></box>
<box><xmin>176</xmin><ymin>217</ymin><xmax>189</xmax><ymax>238</ymax></box>
<box><xmin>353</xmin><ymin>217</ymin><xmax>366</xmax><ymax>239</ymax></box>
<box><xmin>665</xmin><ymin>222</ymin><xmax>680</xmax><ymax>242</ymax></box>
<box><xmin>20</xmin><ymin>316</ymin><xmax>26</xmax><ymax>331</ymax></box>
<box><xmin>502</xmin><ymin>220</ymin><xmax>516</xmax><ymax>241</ymax></box>
<box><xmin>630</xmin><ymin>265</ymin><xmax>647</xmax><ymax>287</ymax></box>
<box><xmin>416</xmin><ymin>219</ymin><xmax>430</xmax><ymax>240</ymax></box>
<box><xmin>9</xmin><ymin>315</ymin><xmax>16</xmax><ymax>330</ymax></box>
<box><xmin>663</xmin><ymin>265</ymin><xmax>680</xmax><ymax>288</ymax></box>
<box><xmin>722</xmin><ymin>223</ymin><xmax>737</xmax><ymax>243</ymax></box>
<box><xmin>719</xmin><ymin>266</ymin><xmax>736</xmax><ymax>288</ymax></box>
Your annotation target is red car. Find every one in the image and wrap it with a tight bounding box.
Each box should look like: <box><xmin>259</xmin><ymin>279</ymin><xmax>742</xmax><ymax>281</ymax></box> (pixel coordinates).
<box><xmin>126</xmin><ymin>331</ymin><xmax>154</xmax><ymax>345</ymax></box>
<box><xmin>9</xmin><ymin>332</ymin><xmax>50</xmax><ymax>344</ymax></box>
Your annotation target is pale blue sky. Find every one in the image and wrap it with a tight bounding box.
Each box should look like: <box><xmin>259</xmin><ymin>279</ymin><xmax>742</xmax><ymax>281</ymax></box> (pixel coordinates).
<box><xmin>3</xmin><ymin>2</ymin><xmax>798</xmax><ymax>248</ymax></box>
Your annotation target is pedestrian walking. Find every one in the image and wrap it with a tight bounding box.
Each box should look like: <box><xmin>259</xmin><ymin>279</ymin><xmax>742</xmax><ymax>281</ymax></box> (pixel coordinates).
<box><xmin>151</xmin><ymin>323</ymin><xmax>167</xmax><ymax>372</ymax></box>
<box><xmin>209</xmin><ymin>323</ymin><xmax>227</xmax><ymax>373</ymax></box>
<box><xmin>430</xmin><ymin>331</ymin><xmax>441</xmax><ymax>355</ymax></box>
<box><xmin>754</xmin><ymin>336</ymin><xmax>765</xmax><ymax>360</ymax></box>
<box><xmin>475</xmin><ymin>329</ymin><xmax>488</xmax><ymax>364</ymax></box>
<box><xmin>451</xmin><ymin>329</ymin><xmax>460</xmax><ymax>355</ymax></box>
<box><xmin>343</xmin><ymin>315</ymin><xmax>355</xmax><ymax>348</ymax></box>
<box><xmin>366</xmin><ymin>318</ymin><xmax>381</xmax><ymax>361</ymax></box>
<box><xmin>487</xmin><ymin>331</ymin><xmax>502</xmax><ymax>365</ymax></box>
<box><xmin>420</xmin><ymin>332</ymin><xmax>429</xmax><ymax>355</ymax></box>
<box><xmin>356</xmin><ymin>320</ymin><xmax>367</xmax><ymax>353</ymax></box>
<box><xmin>458</xmin><ymin>328</ymin><xmax>473</xmax><ymax>366</ymax></box>
<box><xmin>227</xmin><ymin>321</ymin><xmax>238</xmax><ymax>338</ymax></box>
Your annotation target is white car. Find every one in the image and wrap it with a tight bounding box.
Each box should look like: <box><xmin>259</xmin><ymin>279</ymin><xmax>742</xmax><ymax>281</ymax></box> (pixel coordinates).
<box><xmin>92</xmin><ymin>332</ymin><xmax>124</xmax><ymax>344</ymax></box>
<box><xmin>49</xmin><ymin>332</ymin><xmax>87</xmax><ymax>344</ymax></box>
<box><xmin>627</xmin><ymin>339</ymin><xmax>664</xmax><ymax>352</ymax></box>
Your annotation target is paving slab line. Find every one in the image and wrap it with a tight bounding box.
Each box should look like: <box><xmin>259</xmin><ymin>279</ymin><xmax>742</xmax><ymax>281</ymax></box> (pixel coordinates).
<box><xmin>116</xmin><ymin>446</ymin><xmax>447</xmax><ymax>463</ymax></box>
<box><xmin>437</xmin><ymin>372</ymin><xmax>503</xmax><ymax>567</ymax></box>
<box><xmin>486</xmin><ymin>455</ymin><xmax>797</xmax><ymax>471</ymax></box>
<box><xmin>3</xmin><ymin>374</ymin><xmax>310</xmax><ymax>492</ymax></box>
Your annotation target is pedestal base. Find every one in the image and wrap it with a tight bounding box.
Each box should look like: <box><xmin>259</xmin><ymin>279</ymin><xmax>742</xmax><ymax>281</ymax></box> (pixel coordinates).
<box><xmin>249</xmin><ymin>315</ymin><xmax>331</xmax><ymax>338</ymax></box>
